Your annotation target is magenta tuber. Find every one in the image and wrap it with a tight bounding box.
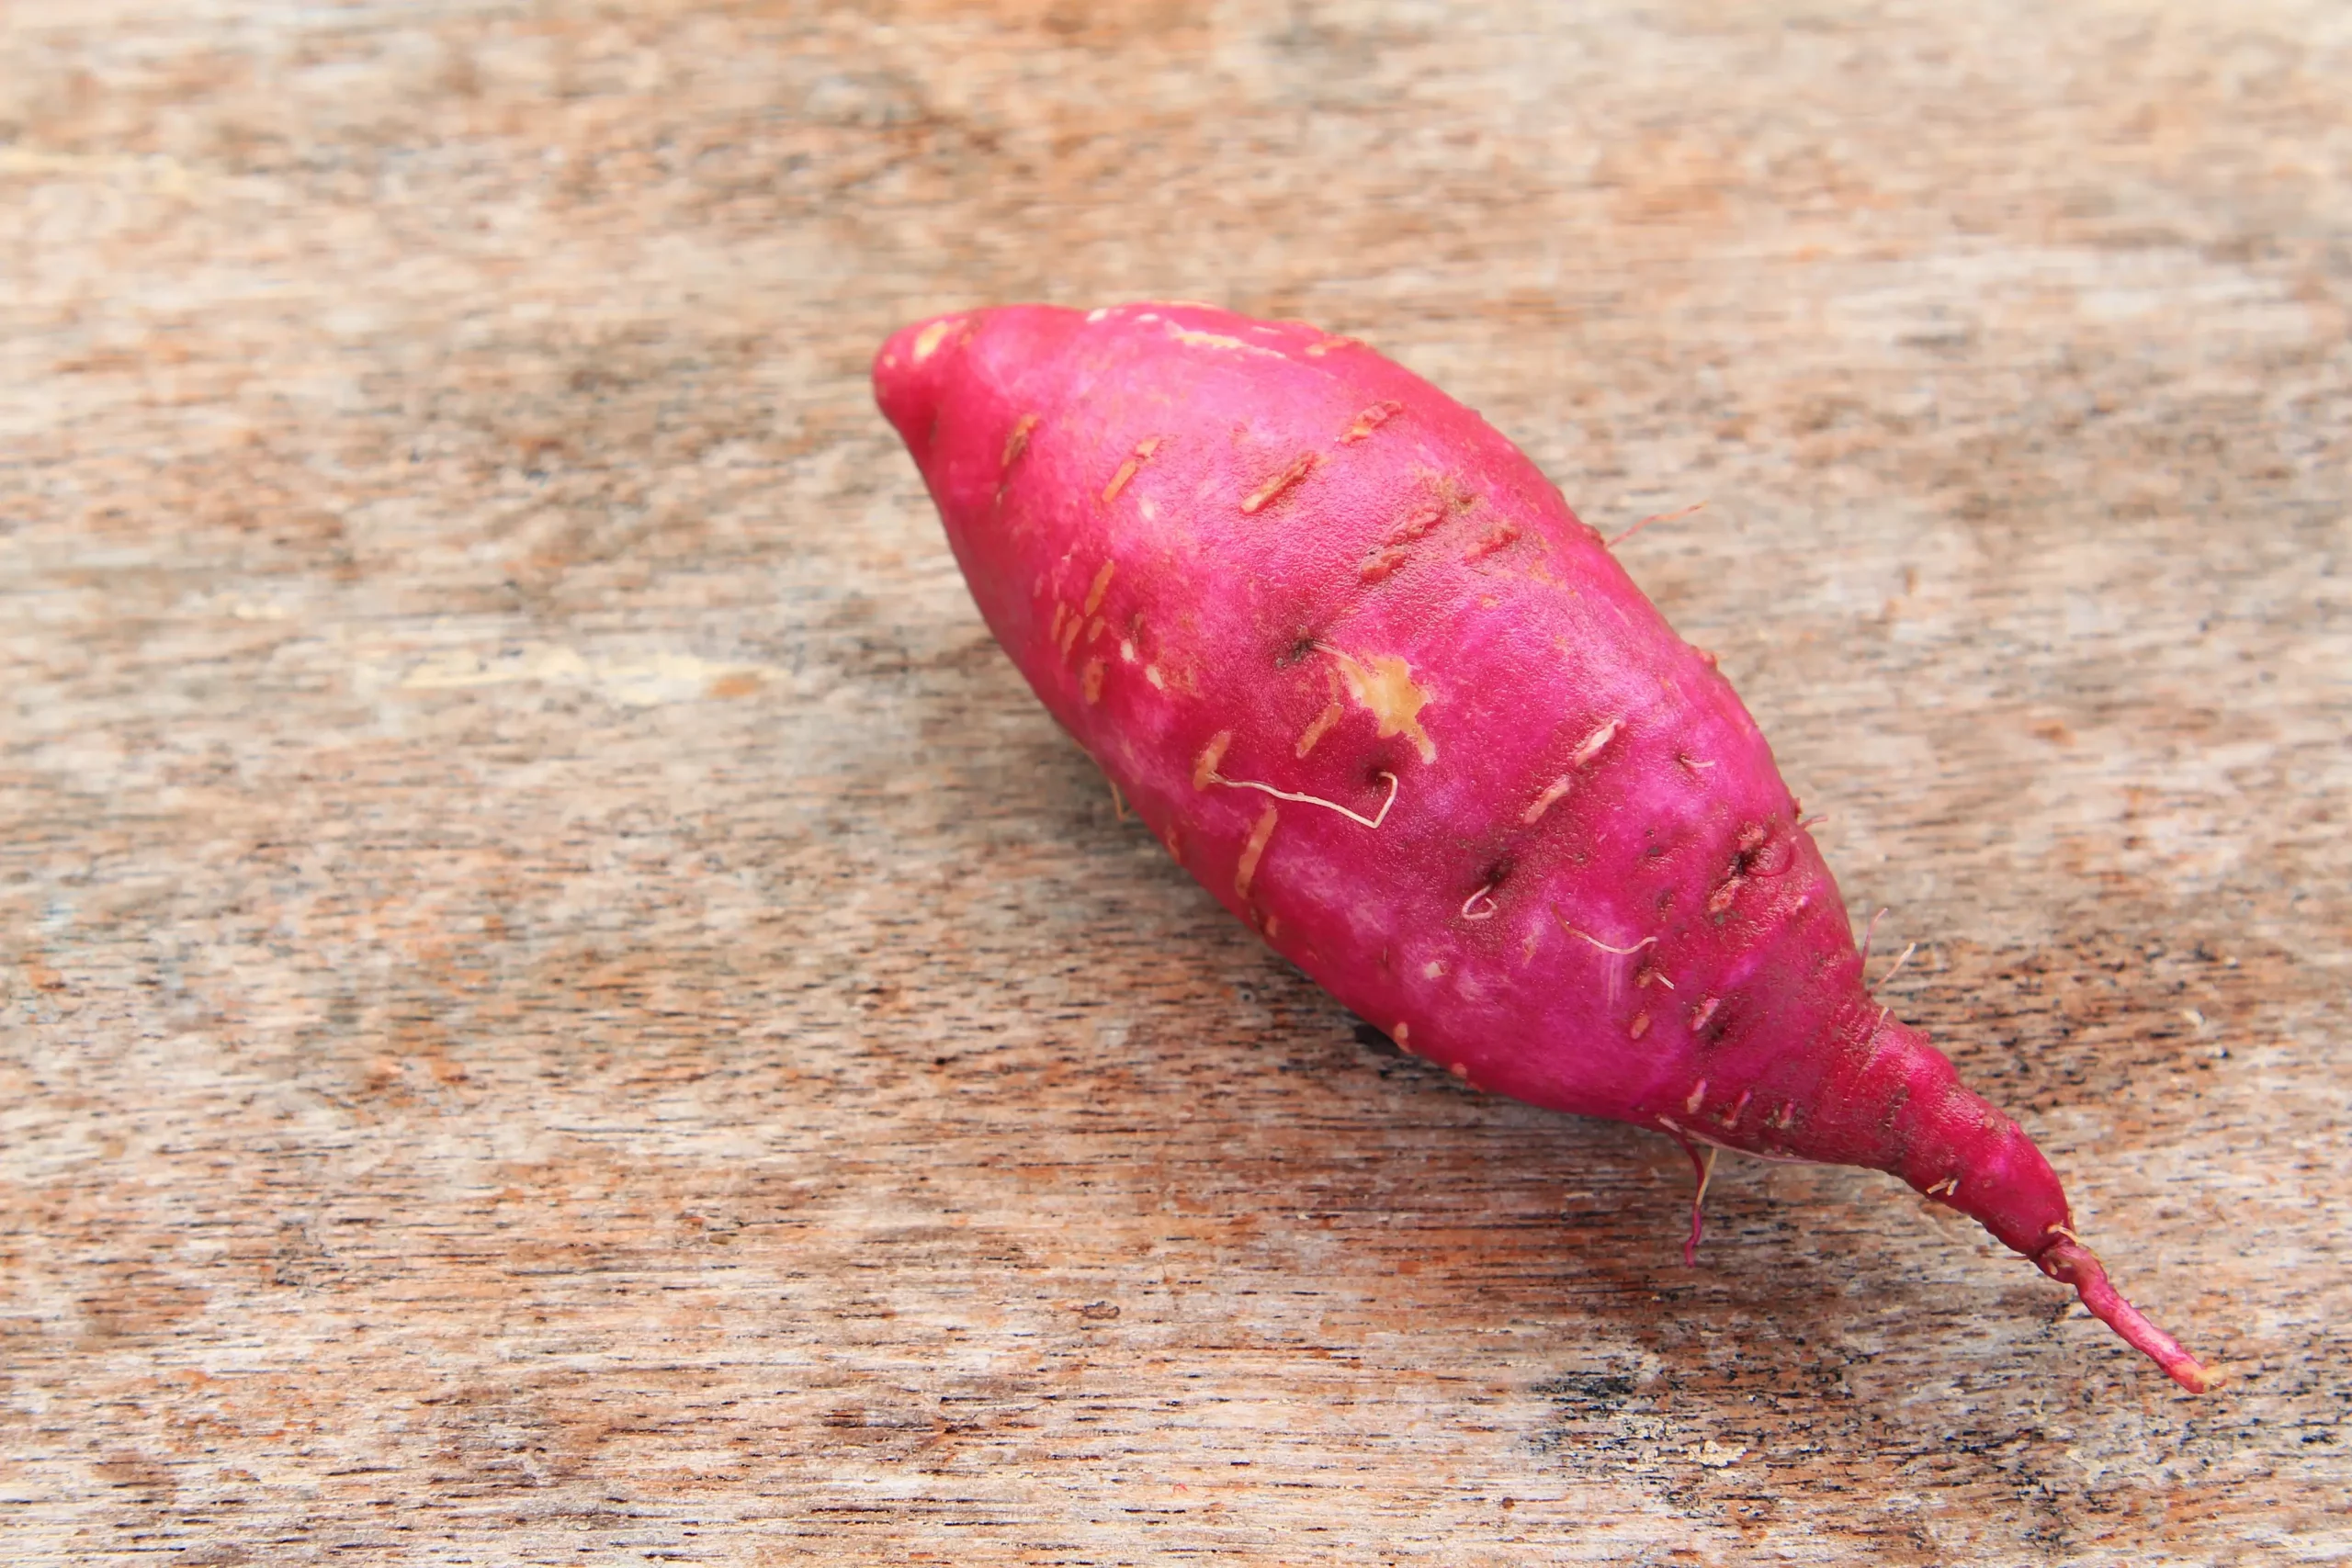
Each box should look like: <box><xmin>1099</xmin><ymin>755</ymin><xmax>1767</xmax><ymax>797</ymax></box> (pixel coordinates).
<box><xmin>872</xmin><ymin>301</ymin><xmax>2212</xmax><ymax>1393</ymax></box>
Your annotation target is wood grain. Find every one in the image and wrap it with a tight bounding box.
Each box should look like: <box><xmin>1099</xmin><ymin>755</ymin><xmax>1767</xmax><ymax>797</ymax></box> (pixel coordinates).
<box><xmin>3</xmin><ymin>2</ymin><xmax>2346</xmax><ymax>1562</ymax></box>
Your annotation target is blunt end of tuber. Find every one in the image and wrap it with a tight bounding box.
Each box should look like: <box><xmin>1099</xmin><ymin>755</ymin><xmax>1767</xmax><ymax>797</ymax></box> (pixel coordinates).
<box><xmin>2040</xmin><ymin>1237</ymin><xmax>2214</xmax><ymax>1393</ymax></box>
<box><xmin>872</xmin><ymin>311</ymin><xmax>978</xmax><ymax>453</ymax></box>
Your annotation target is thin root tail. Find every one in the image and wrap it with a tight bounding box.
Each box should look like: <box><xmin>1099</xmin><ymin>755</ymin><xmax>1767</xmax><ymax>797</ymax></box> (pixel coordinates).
<box><xmin>1675</xmin><ymin>1140</ymin><xmax>1718</xmax><ymax>1268</ymax></box>
<box><xmin>2038</xmin><ymin>1238</ymin><xmax>2216</xmax><ymax>1393</ymax></box>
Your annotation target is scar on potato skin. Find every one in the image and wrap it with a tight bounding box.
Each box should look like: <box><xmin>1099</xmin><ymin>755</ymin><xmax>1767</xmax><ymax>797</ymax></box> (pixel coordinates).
<box><xmin>1241</xmin><ymin>452</ymin><xmax>1320</xmax><ymax>514</ymax></box>
<box><xmin>1328</xmin><ymin>648</ymin><xmax>1436</xmax><ymax>762</ymax></box>
<box><xmin>1001</xmin><ymin>413</ymin><xmax>1039</xmax><ymax>468</ymax></box>
<box><xmin>1522</xmin><ymin>774</ymin><xmax>1574</xmax><ymax>824</ymax></box>
<box><xmin>1574</xmin><ymin>718</ymin><xmax>1621</xmax><ymax>767</ymax></box>
<box><xmin>1295</xmin><ymin>668</ymin><xmax>1344</xmax><ymax>758</ymax></box>
<box><xmin>1084</xmin><ymin>559</ymin><xmax>1115</xmax><ymax>615</ymax></box>
<box><xmin>1463</xmin><ymin>519</ymin><xmax>1521</xmax><ymax>561</ymax></box>
<box><xmin>911</xmin><ymin>317</ymin><xmax>960</xmax><ymax>362</ymax></box>
<box><xmin>1339</xmin><ymin>400</ymin><xmax>1404</xmax><ymax>443</ymax></box>
<box><xmin>1193</xmin><ymin>731</ymin><xmax>1234</xmax><ymax>790</ymax></box>
<box><xmin>1235</xmin><ymin>804</ymin><xmax>1278</xmax><ymax>899</ymax></box>
<box><xmin>1081</xmin><ymin>659</ymin><xmax>1104</xmax><ymax>704</ymax></box>
<box><xmin>1296</xmin><ymin>699</ymin><xmax>1345</xmax><ymax>758</ymax></box>
<box><xmin>1172</xmin><ymin>325</ymin><xmax>1282</xmax><ymax>356</ymax></box>
<box><xmin>1101</xmin><ymin>436</ymin><xmax>1163</xmax><ymax>502</ymax></box>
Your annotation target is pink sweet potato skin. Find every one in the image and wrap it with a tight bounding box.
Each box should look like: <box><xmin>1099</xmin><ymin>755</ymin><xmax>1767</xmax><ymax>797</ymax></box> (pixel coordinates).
<box><xmin>873</xmin><ymin>302</ymin><xmax>2209</xmax><ymax>1391</ymax></box>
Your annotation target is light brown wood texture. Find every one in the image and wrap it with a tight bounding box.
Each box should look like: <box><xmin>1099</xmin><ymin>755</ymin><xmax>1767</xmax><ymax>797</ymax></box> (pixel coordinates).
<box><xmin>4</xmin><ymin>2</ymin><xmax>2346</xmax><ymax>1562</ymax></box>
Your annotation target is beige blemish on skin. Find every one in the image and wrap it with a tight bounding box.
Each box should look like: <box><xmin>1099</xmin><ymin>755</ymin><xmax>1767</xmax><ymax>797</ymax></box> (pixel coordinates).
<box><xmin>1421</xmin><ymin>960</ymin><xmax>1445</xmax><ymax>979</ymax></box>
<box><xmin>1630</xmin><ymin>1010</ymin><xmax>1651</xmax><ymax>1040</ymax></box>
<box><xmin>1295</xmin><ymin>699</ymin><xmax>1343</xmax><ymax>758</ymax></box>
<box><xmin>1084</xmin><ymin>559</ymin><xmax>1115</xmax><ymax>615</ymax></box>
<box><xmin>1049</xmin><ymin>602</ymin><xmax>1069</xmax><ymax>641</ymax></box>
<box><xmin>1305</xmin><ymin>336</ymin><xmax>1362</xmax><ymax>357</ymax></box>
<box><xmin>1449</xmin><ymin>1062</ymin><xmax>1471</xmax><ymax>1080</ymax></box>
<box><xmin>1390</xmin><ymin>501</ymin><xmax>1449</xmax><ymax>544</ymax></box>
<box><xmin>1685</xmin><ymin>1079</ymin><xmax>1707</xmax><ymax>1115</ymax></box>
<box><xmin>1358</xmin><ymin>501</ymin><xmax>1451</xmax><ymax>584</ymax></box>
<box><xmin>1138</xmin><ymin>495</ymin><xmax>1158</xmax><ymax>522</ymax></box>
<box><xmin>1690</xmin><ymin>996</ymin><xmax>1721</xmax><ymax>1032</ymax></box>
<box><xmin>1340</xmin><ymin>400</ymin><xmax>1404</xmax><ymax>444</ymax></box>
<box><xmin>1194</xmin><ymin>730</ymin><xmax>1234</xmax><ymax>790</ymax></box>
<box><xmin>1146</xmin><ymin>664</ymin><xmax>1165</xmax><ymax>689</ymax></box>
<box><xmin>1235</xmin><ymin>805</ymin><xmax>1278</xmax><ymax>899</ymax></box>
<box><xmin>1001</xmin><ymin>413</ymin><xmax>1040</xmax><ymax>468</ymax></box>
<box><xmin>1574</xmin><ymin>718</ymin><xmax>1622</xmax><ymax>768</ymax></box>
<box><xmin>1394</xmin><ymin>1021</ymin><xmax>1410</xmax><ymax>1048</ymax></box>
<box><xmin>911</xmin><ymin>318</ymin><xmax>959</xmax><ymax>363</ymax></box>
<box><xmin>1058</xmin><ymin>614</ymin><xmax>1082</xmax><ymax>658</ymax></box>
<box><xmin>1241</xmin><ymin>453</ymin><xmax>1321</xmax><ymax>515</ymax></box>
<box><xmin>1120</xmin><ymin>638</ymin><xmax>1136</xmax><ymax>663</ymax></box>
<box><xmin>1329</xmin><ymin>649</ymin><xmax>1436</xmax><ymax>762</ymax></box>
<box><xmin>1101</xmin><ymin>436</ymin><xmax>1163</xmax><ymax>503</ymax></box>
<box><xmin>1081</xmin><ymin>659</ymin><xmax>1104</xmax><ymax>704</ymax></box>
<box><xmin>1522</xmin><ymin>773</ymin><xmax>1574</xmax><ymax>825</ymax></box>
<box><xmin>1463</xmin><ymin>519</ymin><xmax>1521</xmax><ymax>561</ymax></box>
<box><xmin>1295</xmin><ymin>670</ymin><xmax>1345</xmax><ymax>758</ymax></box>
<box><xmin>1171</xmin><ymin>325</ymin><xmax>1282</xmax><ymax>356</ymax></box>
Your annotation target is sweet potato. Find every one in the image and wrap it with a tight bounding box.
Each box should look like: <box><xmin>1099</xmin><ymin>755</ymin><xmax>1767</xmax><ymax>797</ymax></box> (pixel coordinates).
<box><xmin>872</xmin><ymin>301</ymin><xmax>2211</xmax><ymax>1392</ymax></box>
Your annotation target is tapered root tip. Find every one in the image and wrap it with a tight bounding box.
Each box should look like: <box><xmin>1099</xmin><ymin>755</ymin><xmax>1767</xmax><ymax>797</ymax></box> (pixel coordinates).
<box><xmin>2040</xmin><ymin>1239</ymin><xmax>2216</xmax><ymax>1393</ymax></box>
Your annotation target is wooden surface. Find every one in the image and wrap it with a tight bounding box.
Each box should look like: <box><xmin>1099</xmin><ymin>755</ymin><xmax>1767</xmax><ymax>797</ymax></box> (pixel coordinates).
<box><xmin>4</xmin><ymin>2</ymin><xmax>2346</xmax><ymax>1562</ymax></box>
